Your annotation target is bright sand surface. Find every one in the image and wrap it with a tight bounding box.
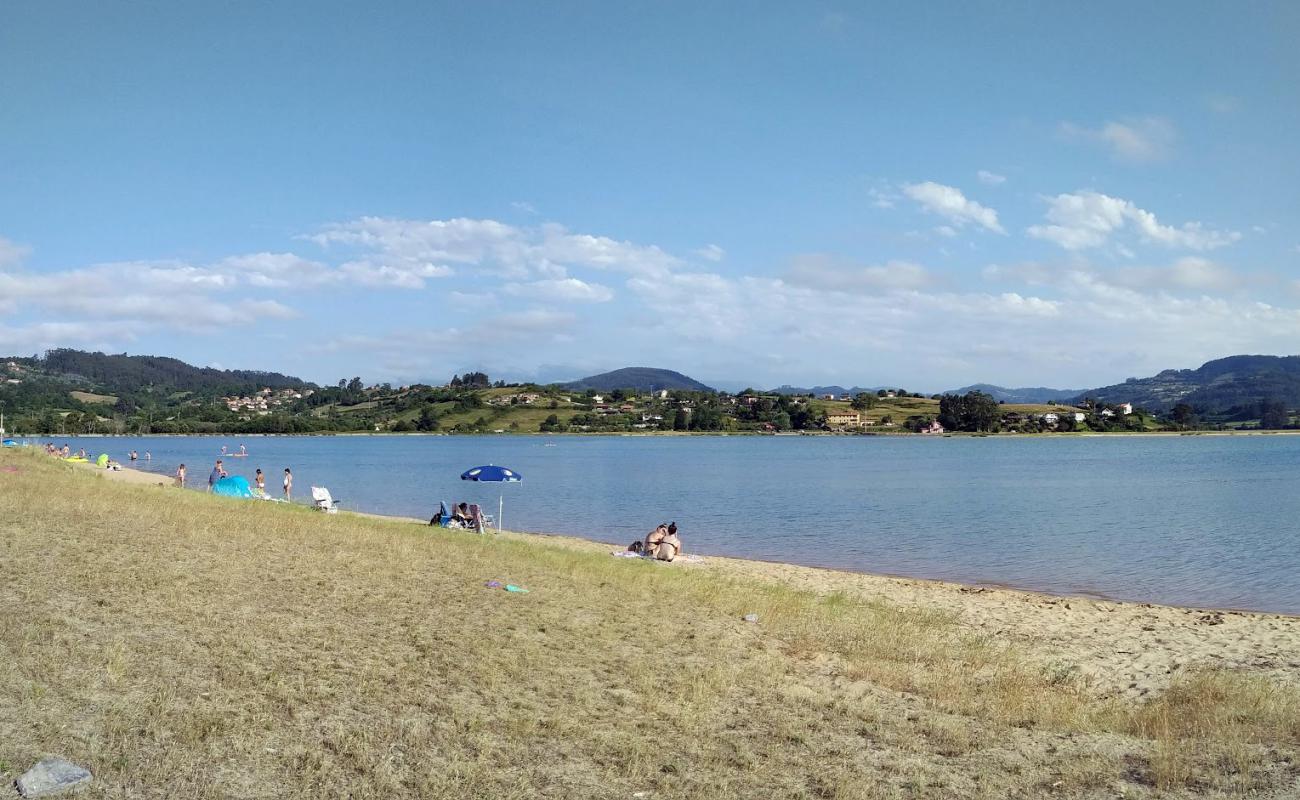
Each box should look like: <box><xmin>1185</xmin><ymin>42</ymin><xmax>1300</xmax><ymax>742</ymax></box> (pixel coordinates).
<box><xmin>88</xmin><ymin>460</ymin><xmax>1300</xmax><ymax>700</ymax></box>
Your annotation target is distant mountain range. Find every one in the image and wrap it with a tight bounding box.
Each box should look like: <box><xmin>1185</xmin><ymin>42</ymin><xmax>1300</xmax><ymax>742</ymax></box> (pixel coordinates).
<box><xmin>12</xmin><ymin>350</ymin><xmax>1300</xmax><ymax>417</ymax></box>
<box><xmin>1072</xmin><ymin>355</ymin><xmax>1300</xmax><ymax>412</ymax></box>
<box><xmin>943</xmin><ymin>384</ymin><xmax>1086</xmax><ymax>404</ymax></box>
<box><xmin>562</xmin><ymin>367</ymin><xmax>714</xmax><ymax>392</ymax></box>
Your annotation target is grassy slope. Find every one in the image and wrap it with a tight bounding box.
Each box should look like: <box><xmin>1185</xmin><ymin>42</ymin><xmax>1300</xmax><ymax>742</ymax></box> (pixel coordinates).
<box><xmin>2</xmin><ymin>451</ymin><xmax>1298</xmax><ymax>799</ymax></box>
<box><xmin>69</xmin><ymin>391</ymin><xmax>118</xmax><ymax>404</ymax></box>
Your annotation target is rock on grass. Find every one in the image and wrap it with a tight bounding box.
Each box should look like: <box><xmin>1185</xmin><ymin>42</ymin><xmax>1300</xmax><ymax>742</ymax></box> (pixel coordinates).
<box><xmin>15</xmin><ymin>757</ymin><xmax>92</xmax><ymax>798</ymax></box>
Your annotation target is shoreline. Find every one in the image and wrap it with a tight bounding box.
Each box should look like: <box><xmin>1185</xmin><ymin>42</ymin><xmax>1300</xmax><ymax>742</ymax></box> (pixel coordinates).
<box><xmin>94</xmin><ymin>458</ymin><xmax>1300</xmax><ymax>618</ymax></box>
<box><xmin>71</xmin><ymin>457</ymin><xmax>1300</xmax><ymax>700</ymax></box>
<box><xmin>15</xmin><ymin>427</ymin><xmax>1300</xmax><ymax>439</ymax></box>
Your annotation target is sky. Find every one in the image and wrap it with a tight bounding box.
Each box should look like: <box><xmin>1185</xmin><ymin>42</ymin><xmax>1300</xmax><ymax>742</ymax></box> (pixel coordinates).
<box><xmin>1</xmin><ymin>2</ymin><xmax>1298</xmax><ymax>391</ymax></box>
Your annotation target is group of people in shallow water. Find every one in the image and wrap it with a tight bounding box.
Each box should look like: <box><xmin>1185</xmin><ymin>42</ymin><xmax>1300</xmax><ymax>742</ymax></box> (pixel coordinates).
<box><xmin>631</xmin><ymin>522</ymin><xmax>683</xmax><ymax>562</ymax></box>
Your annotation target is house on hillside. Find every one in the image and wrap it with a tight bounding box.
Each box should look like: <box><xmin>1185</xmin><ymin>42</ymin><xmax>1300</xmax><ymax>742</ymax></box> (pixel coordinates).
<box><xmin>919</xmin><ymin>420</ymin><xmax>945</xmax><ymax>434</ymax></box>
<box><xmin>1100</xmin><ymin>408</ymin><xmax>1115</xmax><ymax>417</ymax></box>
<box><xmin>656</xmin><ymin>389</ymin><xmax>669</xmax><ymax>399</ymax></box>
<box><xmin>1041</xmin><ymin>412</ymin><xmax>1060</xmax><ymax>424</ymax></box>
<box><xmin>884</xmin><ymin>391</ymin><xmax>897</xmax><ymax>398</ymax></box>
<box><xmin>1073</xmin><ymin>412</ymin><xmax>1086</xmax><ymax>422</ymax></box>
<box><xmin>1119</xmin><ymin>403</ymin><xmax>1133</xmax><ymax>415</ymax></box>
<box><xmin>822</xmin><ymin>393</ymin><xmax>837</xmax><ymax>400</ymax></box>
<box><xmin>591</xmin><ymin>394</ymin><xmax>604</xmax><ymax>404</ymax></box>
<box><xmin>825</xmin><ymin>410</ymin><xmax>860</xmax><ymax>428</ymax></box>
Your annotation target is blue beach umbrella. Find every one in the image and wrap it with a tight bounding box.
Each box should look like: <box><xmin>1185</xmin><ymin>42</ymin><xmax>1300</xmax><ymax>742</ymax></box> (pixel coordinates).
<box><xmin>460</xmin><ymin>465</ymin><xmax>522</xmax><ymax>531</ymax></box>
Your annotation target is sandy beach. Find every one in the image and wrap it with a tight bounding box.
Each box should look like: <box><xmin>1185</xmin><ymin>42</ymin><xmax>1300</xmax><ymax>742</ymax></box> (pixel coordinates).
<box><xmin>2</xmin><ymin>451</ymin><xmax>1292</xmax><ymax>797</ymax></box>
<box><xmin>83</xmin><ymin>458</ymin><xmax>1300</xmax><ymax>701</ymax></box>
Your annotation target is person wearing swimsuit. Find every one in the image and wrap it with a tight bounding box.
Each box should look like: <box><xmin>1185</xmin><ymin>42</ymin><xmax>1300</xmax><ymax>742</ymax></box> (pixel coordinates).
<box><xmin>644</xmin><ymin>523</ymin><xmax>668</xmax><ymax>554</ymax></box>
<box><xmin>654</xmin><ymin>522</ymin><xmax>681</xmax><ymax>562</ymax></box>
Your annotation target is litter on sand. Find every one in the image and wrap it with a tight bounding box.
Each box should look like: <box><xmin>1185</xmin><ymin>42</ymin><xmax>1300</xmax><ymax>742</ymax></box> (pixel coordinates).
<box><xmin>485</xmin><ymin>580</ymin><xmax>530</xmax><ymax>593</ymax></box>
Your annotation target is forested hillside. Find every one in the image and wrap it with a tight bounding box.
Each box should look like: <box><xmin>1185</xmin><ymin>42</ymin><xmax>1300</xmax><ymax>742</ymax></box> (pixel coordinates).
<box><xmin>1076</xmin><ymin>355</ymin><xmax>1300</xmax><ymax>413</ymax></box>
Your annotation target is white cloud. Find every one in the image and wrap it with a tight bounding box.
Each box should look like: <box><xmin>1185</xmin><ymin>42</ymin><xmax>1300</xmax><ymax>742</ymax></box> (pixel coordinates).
<box><xmin>1027</xmin><ymin>191</ymin><xmax>1240</xmax><ymax>252</ymax></box>
<box><xmin>976</xmin><ymin>170</ymin><xmax>1006</xmax><ymax>186</ymax></box>
<box><xmin>504</xmin><ymin>277</ymin><xmax>614</xmax><ymax>303</ymax></box>
<box><xmin>868</xmin><ymin>188</ymin><xmax>896</xmax><ymax>209</ymax></box>
<box><xmin>901</xmin><ymin>181</ymin><xmax>1005</xmax><ymax>234</ymax></box>
<box><xmin>308</xmin><ymin>217</ymin><xmax>679</xmax><ymax>280</ymax></box>
<box><xmin>510</xmin><ymin>201</ymin><xmax>538</xmax><ymax>215</ymax></box>
<box><xmin>337</xmin><ymin>260</ymin><xmax>453</xmax><ymax>289</ymax></box>
<box><xmin>1060</xmin><ymin>117</ymin><xmax>1175</xmax><ymax>163</ymax></box>
<box><xmin>694</xmin><ymin>244</ymin><xmax>726</xmax><ymax>262</ymax></box>
<box><xmin>786</xmin><ymin>255</ymin><xmax>934</xmax><ymax>293</ymax></box>
<box><xmin>1205</xmin><ymin>93</ymin><xmax>1241</xmax><ymax>114</ymax></box>
<box><xmin>985</xmin><ymin>256</ymin><xmax>1249</xmax><ymax>295</ymax></box>
<box><xmin>0</xmin><ymin>236</ymin><xmax>32</xmax><ymax>269</ymax></box>
<box><xmin>934</xmin><ymin>225</ymin><xmax>958</xmax><ymax>238</ymax></box>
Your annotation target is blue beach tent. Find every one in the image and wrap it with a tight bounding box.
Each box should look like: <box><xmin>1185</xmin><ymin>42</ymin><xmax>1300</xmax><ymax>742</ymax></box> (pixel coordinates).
<box><xmin>212</xmin><ymin>475</ymin><xmax>256</xmax><ymax>498</ymax></box>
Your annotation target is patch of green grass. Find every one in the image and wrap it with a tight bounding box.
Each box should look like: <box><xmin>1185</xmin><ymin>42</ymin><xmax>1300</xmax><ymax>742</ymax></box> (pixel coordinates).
<box><xmin>70</xmin><ymin>390</ymin><xmax>117</xmax><ymax>404</ymax></box>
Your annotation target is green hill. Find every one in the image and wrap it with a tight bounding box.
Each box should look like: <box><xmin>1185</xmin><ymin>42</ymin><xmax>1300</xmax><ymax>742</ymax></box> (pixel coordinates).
<box><xmin>1076</xmin><ymin>355</ymin><xmax>1300</xmax><ymax>412</ymax></box>
<box><xmin>562</xmin><ymin>367</ymin><xmax>713</xmax><ymax>392</ymax></box>
<box><xmin>20</xmin><ymin>348</ymin><xmax>313</xmax><ymax>396</ymax></box>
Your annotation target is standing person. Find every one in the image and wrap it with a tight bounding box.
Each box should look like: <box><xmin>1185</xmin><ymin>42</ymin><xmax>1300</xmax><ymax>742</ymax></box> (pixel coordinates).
<box><xmin>129</xmin><ymin>450</ymin><xmax>138</xmax><ymax>461</ymax></box>
<box><xmin>144</xmin><ymin>451</ymin><xmax>151</xmax><ymax>461</ymax></box>
<box><xmin>208</xmin><ymin>459</ymin><xmax>226</xmax><ymax>492</ymax></box>
<box><xmin>176</xmin><ymin>463</ymin><xmax>186</xmax><ymax>487</ymax></box>
<box><xmin>255</xmin><ymin>468</ymin><xmax>265</xmax><ymax>495</ymax></box>
<box><xmin>239</xmin><ymin>443</ymin><xmax>247</xmax><ymax>456</ymax></box>
<box><xmin>283</xmin><ymin>467</ymin><xmax>293</xmax><ymax>501</ymax></box>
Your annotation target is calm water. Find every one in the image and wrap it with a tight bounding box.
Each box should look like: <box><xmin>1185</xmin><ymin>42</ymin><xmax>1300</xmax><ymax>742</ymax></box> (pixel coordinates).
<box><xmin>36</xmin><ymin>434</ymin><xmax>1300</xmax><ymax>614</ymax></box>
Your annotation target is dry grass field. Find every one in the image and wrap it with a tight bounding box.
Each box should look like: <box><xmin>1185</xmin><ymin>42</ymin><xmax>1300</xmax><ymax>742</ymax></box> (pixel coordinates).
<box><xmin>1</xmin><ymin>450</ymin><xmax>1298</xmax><ymax>798</ymax></box>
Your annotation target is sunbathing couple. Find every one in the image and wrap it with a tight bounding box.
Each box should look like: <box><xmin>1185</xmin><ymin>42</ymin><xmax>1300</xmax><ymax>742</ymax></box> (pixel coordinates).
<box><xmin>429</xmin><ymin>501</ymin><xmax>487</xmax><ymax>532</ymax></box>
<box><xmin>634</xmin><ymin>522</ymin><xmax>682</xmax><ymax>562</ymax></box>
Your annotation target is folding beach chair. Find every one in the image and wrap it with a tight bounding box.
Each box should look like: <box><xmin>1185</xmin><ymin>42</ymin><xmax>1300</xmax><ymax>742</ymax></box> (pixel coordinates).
<box><xmin>310</xmin><ymin>486</ymin><xmax>341</xmax><ymax>514</ymax></box>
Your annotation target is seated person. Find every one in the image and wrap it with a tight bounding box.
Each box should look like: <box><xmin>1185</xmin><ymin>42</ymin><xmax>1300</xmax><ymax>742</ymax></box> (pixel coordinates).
<box><xmin>429</xmin><ymin>501</ymin><xmax>448</xmax><ymax>527</ymax></box>
<box><xmin>643</xmin><ymin>523</ymin><xmax>668</xmax><ymax>553</ymax></box>
<box><xmin>466</xmin><ymin>504</ymin><xmax>485</xmax><ymax>533</ymax></box>
<box><xmin>451</xmin><ymin>502</ymin><xmax>472</xmax><ymax>526</ymax></box>
<box><xmin>653</xmin><ymin>522</ymin><xmax>682</xmax><ymax>562</ymax></box>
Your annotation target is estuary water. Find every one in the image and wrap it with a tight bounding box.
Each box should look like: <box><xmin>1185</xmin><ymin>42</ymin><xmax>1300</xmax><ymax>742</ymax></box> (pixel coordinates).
<box><xmin>41</xmin><ymin>433</ymin><xmax>1300</xmax><ymax>614</ymax></box>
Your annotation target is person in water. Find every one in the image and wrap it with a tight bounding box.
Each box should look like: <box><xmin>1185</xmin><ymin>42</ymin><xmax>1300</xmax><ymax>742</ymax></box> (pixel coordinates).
<box><xmin>129</xmin><ymin>450</ymin><xmax>138</xmax><ymax>461</ymax></box>
<box><xmin>176</xmin><ymin>463</ymin><xmax>186</xmax><ymax>487</ymax></box>
<box><xmin>653</xmin><ymin>522</ymin><xmax>682</xmax><ymax>562</ymax></box>
<box><xmin>283</xmin><ymin>467</ymin><xmax>293</xmax><ymax>500</ymax></box>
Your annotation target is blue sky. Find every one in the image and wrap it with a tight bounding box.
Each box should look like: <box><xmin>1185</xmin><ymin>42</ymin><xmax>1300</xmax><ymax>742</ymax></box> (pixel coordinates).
<box><xmin>2</xmin><ymin>2</ymin><xmax>1297</xmax><ymax>390</ymax></box>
